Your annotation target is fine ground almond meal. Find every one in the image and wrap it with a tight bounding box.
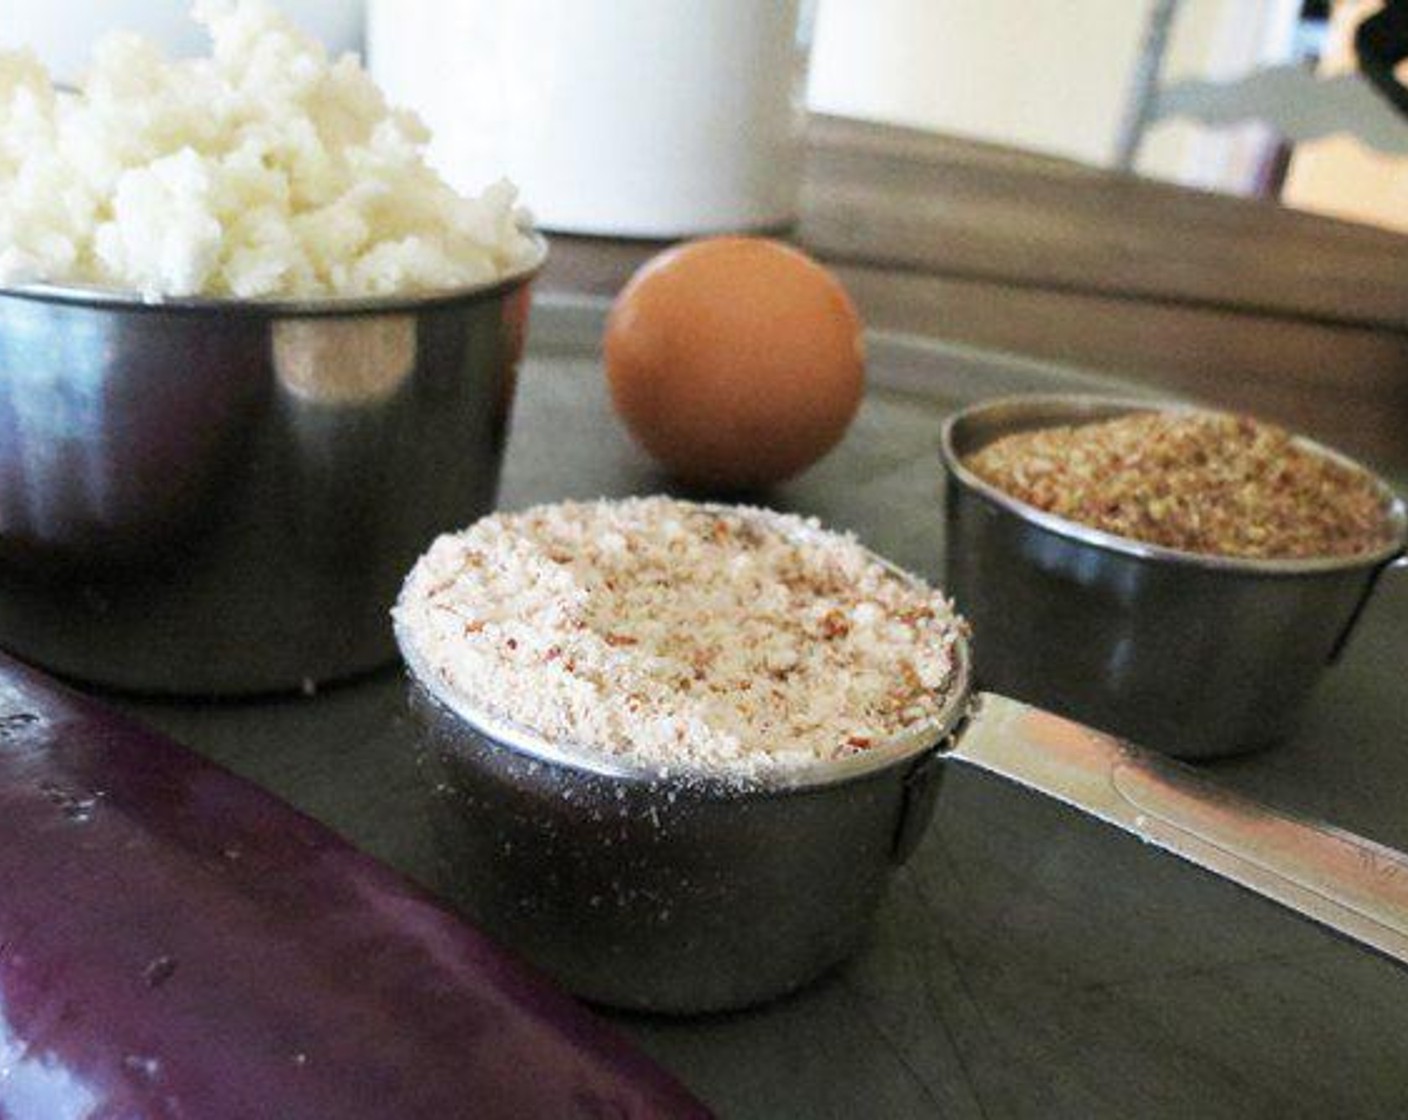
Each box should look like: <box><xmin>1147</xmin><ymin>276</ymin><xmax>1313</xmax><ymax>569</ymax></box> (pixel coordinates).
<box><xmin>395</xmin><ymin>497</ymin><xmax>966</xmax><ymax>779</ymax></box>
<box><xmin>962</xmin><ymin>410</ymin><xmax>1393</xmax><ymax>561</ymax></box>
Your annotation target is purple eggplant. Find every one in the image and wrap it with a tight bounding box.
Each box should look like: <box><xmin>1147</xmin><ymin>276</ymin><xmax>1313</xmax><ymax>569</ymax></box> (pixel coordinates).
<box><xmin>0</xmin><ymin>652</ymin><xmax>709</xmax><ymax>1119</ymax></box>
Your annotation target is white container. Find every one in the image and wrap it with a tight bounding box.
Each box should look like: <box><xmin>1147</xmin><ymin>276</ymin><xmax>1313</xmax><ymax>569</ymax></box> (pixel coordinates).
<box><xmin>369</xmin><ymin>0</ymin><xmax>813</xmax><ymax>237</ymax></box>
<box><xmin>0</xmin><ymin>1</ymin><xmax>365</xmax><ymax>82</ymax></box>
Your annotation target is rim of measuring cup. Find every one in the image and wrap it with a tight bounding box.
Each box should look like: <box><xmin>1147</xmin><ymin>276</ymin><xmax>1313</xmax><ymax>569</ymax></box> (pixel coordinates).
<box><xmin>395</xmin><ymin>504</ymin><xmax>974</xmax><ymax>792</ymax></box>
<box><xmin>0</xmin><ymin>233</ymin><xmax>548</xmax><ymax>317</ymax></box>
<box><xmin>941</xmin><ymin>393</ymin><xmax>1408</xmax><ymax>577</ymax></box>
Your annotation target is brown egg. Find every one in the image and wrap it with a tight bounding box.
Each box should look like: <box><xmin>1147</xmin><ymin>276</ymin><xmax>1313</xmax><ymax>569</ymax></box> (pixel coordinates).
<box><xmin>604</xmin><ymin>237</ymin><xmax>865</xmax><ymax>489</ymax></box>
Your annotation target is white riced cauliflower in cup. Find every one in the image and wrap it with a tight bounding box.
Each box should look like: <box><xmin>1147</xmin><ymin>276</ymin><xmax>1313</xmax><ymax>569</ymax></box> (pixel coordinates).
<box><xmin>0</xmin><ymin>0</ymin><xmax>538</xmax><ymax>300</ymax></box>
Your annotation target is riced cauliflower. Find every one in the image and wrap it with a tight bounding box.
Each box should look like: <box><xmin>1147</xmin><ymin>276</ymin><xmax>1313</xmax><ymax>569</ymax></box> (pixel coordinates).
<box><xmin>0</xmin><ymin>1</ymin><xmax>538</xmax><ymax>300</ymax></box>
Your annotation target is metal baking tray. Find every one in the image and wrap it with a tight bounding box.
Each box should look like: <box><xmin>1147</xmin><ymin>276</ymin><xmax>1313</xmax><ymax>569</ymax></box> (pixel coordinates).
<box><xmin>120</xmin><ymin>294</ymin><xmax>1408</xmax><ymax>1119</ymax></box>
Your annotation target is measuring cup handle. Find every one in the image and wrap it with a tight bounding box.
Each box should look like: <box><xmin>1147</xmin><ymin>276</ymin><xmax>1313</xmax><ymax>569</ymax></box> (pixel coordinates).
<box><xmin>1329</xmin><ymin>550</ymin><xmax>1408</xmax><ymax>664</ymax></box>
<box><xmin>948</xmin><ymin>693</ymin><xmax>1408</xmax><ymax>967</ymax></box>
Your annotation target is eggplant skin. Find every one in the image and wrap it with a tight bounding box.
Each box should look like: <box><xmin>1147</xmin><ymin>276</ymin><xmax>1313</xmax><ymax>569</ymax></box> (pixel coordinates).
<box><xmin>0</xmin><ymin>654</ymin><xmax>709</xmax><ymax>1120</ymax></box>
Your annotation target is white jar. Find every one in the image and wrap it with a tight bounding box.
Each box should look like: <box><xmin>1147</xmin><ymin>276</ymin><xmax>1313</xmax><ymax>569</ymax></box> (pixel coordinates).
<box><xmin>0</xmin><ymin>1</ymin><xmax>365</xmax><ymax>81</ymax></box>
<box><xmin>369</xmin><ymin>0</ymin><xmax>814</xmax><ymax>237</ymax></box>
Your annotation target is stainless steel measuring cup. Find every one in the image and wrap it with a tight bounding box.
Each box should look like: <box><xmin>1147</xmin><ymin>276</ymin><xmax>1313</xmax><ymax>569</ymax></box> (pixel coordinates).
<box><xmin>0</xmin><ymin>237</ymin><xmax>545</xmax><ymax>695</ymax></box>
<box><xmin>942</xmin><ymin>395</ymin><xmax>1408</xmax><ymax>759</ymax></box>
<box><xmin>398</xmin><ymin>521</ymin><xmax>1408</xmax><ymax>1014</ymax></box>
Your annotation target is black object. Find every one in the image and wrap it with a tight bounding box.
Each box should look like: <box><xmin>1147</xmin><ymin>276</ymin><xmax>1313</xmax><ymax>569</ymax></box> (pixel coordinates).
<box><xmin>1356</xmin><ymin>0</ymin><xmax>1408</xmax><ymax>117</ymax></box>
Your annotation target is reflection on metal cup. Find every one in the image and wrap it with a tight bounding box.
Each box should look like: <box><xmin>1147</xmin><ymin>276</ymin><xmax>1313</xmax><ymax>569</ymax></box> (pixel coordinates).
<box><xmin>0</xmin><ymin>237</ymin><xmax>545</xmax><ymax>694</ymax></box>
<box><xmin>274</xmin><ymin>315</ymin><xmax>417</xmax><ymax>405</ymax></box>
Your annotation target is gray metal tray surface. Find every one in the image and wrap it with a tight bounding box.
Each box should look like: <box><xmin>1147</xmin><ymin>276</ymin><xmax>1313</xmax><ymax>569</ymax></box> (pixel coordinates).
<box><xmin>123</xmin><ymin>295</ymin><xmax>1408</xmax><ymax>1119</ymax></box>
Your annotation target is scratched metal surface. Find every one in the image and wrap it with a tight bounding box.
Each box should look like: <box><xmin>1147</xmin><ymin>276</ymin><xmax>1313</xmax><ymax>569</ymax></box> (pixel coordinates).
<box><xmin>126</xmin><ymin>296</ymin><xmax>1408</xmax><ymax>1119</ymax></box>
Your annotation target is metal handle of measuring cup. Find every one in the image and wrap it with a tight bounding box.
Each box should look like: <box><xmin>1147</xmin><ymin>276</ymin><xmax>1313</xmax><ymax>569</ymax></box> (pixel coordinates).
<box><xmin>947</xmin><ymin>693</ymin><xmax>1408</xmax><ymax>967</ymax></box>
<box><xmin>1329</xmin><ymin>550</ymin><xmax>1408</xmax><ymax>664</ymax></box>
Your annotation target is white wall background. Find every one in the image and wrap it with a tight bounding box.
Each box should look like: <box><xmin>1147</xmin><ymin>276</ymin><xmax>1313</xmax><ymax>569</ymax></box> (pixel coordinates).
<box><xmin>806</xmin><ymin>0</ymin><xmax>1301</xmax><ymax>191</ymax></box>
<box><xmin>7</xmin><ymin>0</ymin><xmax>1377</xmax><ymax>218</ymax></box>
<box><xmin>807</xmin><ymin>0</ymin><xmax>1149</xmax><ymax>166</ymax></box>
<box><xmin>0</xmin><ymin>1</ymin><xmax>363</xmax><ymax>80</ymax></box>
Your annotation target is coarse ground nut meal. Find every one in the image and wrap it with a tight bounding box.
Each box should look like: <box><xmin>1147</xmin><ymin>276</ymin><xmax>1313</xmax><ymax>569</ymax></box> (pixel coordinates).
<box><xmin>395</xmin><ymin>498</ymin><xmax>966</xmax><ymax>780</ymax></box>
<box><xmin>963</xmin><ymin>410</ymin><xmax>1392</xmax><ymax>561</ymax></box>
